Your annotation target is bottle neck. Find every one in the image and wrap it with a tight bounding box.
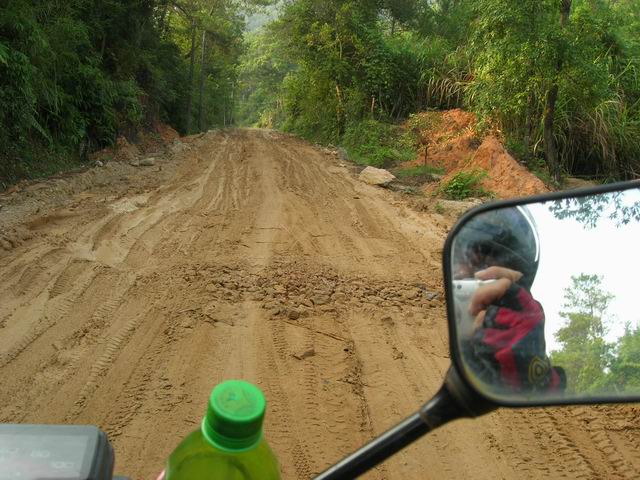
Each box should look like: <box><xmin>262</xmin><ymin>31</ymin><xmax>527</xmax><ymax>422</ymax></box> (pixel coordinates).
<box><xmin>201</xmin><ymin>418</ymin><xmax>263</xmax><ymax>453</ymax></box>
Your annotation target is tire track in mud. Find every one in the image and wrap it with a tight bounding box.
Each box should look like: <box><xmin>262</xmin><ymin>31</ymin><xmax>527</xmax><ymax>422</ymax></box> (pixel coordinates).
<box><xmin>282</xmin><ymin>315</ymin><xmax>370</xmax><ymax>477</ymax></box>
<box><xmin>271</xmin><ymin>140</ymin><xmax>382</xmax><ymax>265</ymax></box>
<box><xmin>85</xmin><ymin>134</ymin><xmax>235</xmax><ymax>269</ymax></box>
<box><xmin>302</xmin><ymin>332</ymin><xmax>341</xmax><ymax>469</ymax></box>
<box><xmin>523</xmin><ymin>409</ymin><xmax>598</xmax><ymax>479</ymax></box>
<box><xmin>298</xmin><ymin>328</ymin><xmax>324</xmax><ymax>469</ymax></box>
<box><xmin>10</xmin><ymin>247</ymin><xmax>67</xmax><ymax>296</ymax></box>
<box><xmin>150</xmin><ymin>136</ymin><xmax>246</xmax><ymax>261</ymax></box>
<box><xmin>605</xmin><ymin>409</ymin><xmax>640</xmax><ymax>477</ymax></box>
<box><xmin>328</xmin><ymin>312</ymin><xmax>388</xmax><ymax>480</ymax></box>
<box><xmin>68</xmin><ymin>309</ymin><xmax>148</xmax><ymax>420</ymax></box>
<box><xmin>496</xmin><ymin>410</ymin><xmax>553</xmax><ymax>478</ymax></box>
<box><xmin>259</xmin><ymin>324</ymin><xmax>314</xmax><ymax>480</ymax></box>
<box><xmin>100</xmin><ymin>309</ymin><xmax>170</xmax><ymax>439</ymax></box>
<box><xmin>338</xmin><ymin>336</ymin><xmax>387</xmax><ymax>480</ymax></box>
<box><xmin>70</xmin><ymin>288</ymin><xmax>128</xmax><ymax>347</ymax></box>
<box><xmin>48</xmin><ymin>259</ymin><xmax>94</xmax><ymax>298</ymax></box>
<box><xmin>378</xmin><ymin>314</ymin><xmax>426</xmax><ymax>400</ymax></box>
<box><xmin>571</xmin><ymin>406</ymin><xmax>640</xmax><ymax>479</ymax></box>
<box><xmin>0</xmin><ymin>262</ymin><xmax>101</xmax><ymax>369</ymax></box>
<box><xmin>0</xmin><ymin>269</ymin><xmax>135</xmax><ymax>426</ymax></box>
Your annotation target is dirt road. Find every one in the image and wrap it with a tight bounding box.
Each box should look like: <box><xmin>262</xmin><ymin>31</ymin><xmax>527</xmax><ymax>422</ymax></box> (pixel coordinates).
<box><xmin>1</xmin><ymin>129</ymin><xmax>638</xmax><ymax>479</ymax></box>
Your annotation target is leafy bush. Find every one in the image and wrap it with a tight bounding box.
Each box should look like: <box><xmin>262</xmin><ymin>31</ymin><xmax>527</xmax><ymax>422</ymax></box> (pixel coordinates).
<box><xmin>440</xmin><ymin>170</ymin><xmax>491</xmax><ymax>200</ymax></box>
<box><xmin>341</xmin><ymin>119</ymin><xmax>416</xmax><ymax>167</ymax></box>
<box><xmin>281</xmin><ymin>68</ymin><xmax>341</xmax><ymax>143</ymax></box>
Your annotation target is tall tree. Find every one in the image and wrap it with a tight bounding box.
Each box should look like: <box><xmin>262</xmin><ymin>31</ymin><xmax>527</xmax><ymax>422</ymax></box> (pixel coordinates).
<box><xmin>543</xmin><ymin>0</ymin><xmax>572</xmax><ymax>182</ymax></box>
<box><xmin>607</xmin><ymin>323</ymin><xmax>640</xmax><ymax>393</ymax></box>
<box><xmin>551</xmin><ymin>274</ymin><xmax>614</xmax><ymax>394</ymax></box>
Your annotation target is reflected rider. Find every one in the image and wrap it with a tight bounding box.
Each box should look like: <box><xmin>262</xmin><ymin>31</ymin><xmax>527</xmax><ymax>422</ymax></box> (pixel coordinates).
<box><xmin>453</xmin><ymin>206</ymin><xmax>566</xmax><ymax>393</ymax></box>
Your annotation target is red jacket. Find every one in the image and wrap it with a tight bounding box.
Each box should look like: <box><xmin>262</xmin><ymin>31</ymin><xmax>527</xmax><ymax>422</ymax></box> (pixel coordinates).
<box><xmin>465</xmin><ymin>284</ymin><xmax>565</xmax><ymax>392</ymax></box>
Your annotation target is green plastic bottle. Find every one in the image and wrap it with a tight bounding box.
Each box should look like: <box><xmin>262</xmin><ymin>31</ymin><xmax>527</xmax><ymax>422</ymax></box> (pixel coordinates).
<box><xmin>165</xmin><ymin>380</ymin><xmax>281</xmax><ymax>480</ymax></box>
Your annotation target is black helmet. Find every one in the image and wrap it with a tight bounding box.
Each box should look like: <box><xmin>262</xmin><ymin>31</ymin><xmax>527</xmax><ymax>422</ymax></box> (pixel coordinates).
<box><xmin>452</xmin><ymin>206</ymin><xmax>540</xmax><ymax>289</ymax></box>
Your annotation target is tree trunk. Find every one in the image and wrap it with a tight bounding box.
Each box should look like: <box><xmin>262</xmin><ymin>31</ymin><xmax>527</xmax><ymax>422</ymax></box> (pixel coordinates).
<box><xmin>335</xmin><ymin>84</ymin><xmax>345</xmax><ymax>136</ymax></box>
<box><xmin>229</xmin><ymin>83</ymin><xmax>236</xmax><ymax>126</ymax></box>
<box><xmin>185</xmin><ymin>19</ymin><xmax>197</xmax><ymax>135</ymax></box>
<box><xmin>543</xmin><ymin>85</ymin><xmax>560</xmax><ymax>179</ymax></box>
<box><xmin>523</xmin><ymin>91</ymin><xmax>534</xmax><ymax>164</ymax></box>
<box><xmin>158</xmin><ymin>0</ymin><xmax>170</xmax><ymax>35</ymax></box>
<box><xmin>198</xmin><ymin>29</ymin><xmax>207</xmax><ymax>133</ymax></box>
<box><xmin>100</xmin><ymin>33</ymin><xmax>107</xmax><ymax>59</ymax></box>
<box><xmin>543</xmin><ymin>0</ymin><xmax>572</xmax><ymax>183</ymax></box>
<box><xmin>523</xmin><ymin>0</ymin><xmax>538</xmax><ymax>165</ymax></box>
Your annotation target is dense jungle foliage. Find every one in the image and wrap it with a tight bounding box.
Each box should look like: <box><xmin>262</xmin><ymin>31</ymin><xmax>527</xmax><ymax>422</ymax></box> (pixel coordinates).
<box><xmin>2</xmin><ymin>0</ymin><xmax>639</xmax><ymax>187</ymax></box>
<box><xmin>0</xmin><ymin>0</ymin><xmax>261</xmax><ymax>187</ymax></box>
<box><xmin>236</xmin><ymin>0</ymin><xmax>640</xmax><ymax>183</ymax></box>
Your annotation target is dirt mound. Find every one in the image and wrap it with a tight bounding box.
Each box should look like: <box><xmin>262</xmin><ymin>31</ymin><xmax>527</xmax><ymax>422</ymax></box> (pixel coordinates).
<box><xmin>441</xmin><ymin>136</ymin><xmax>548</xmax><ymax>198</ymax></box>
<box><xmin>404</xmin><ymin>109</ymin><xmax>548</xmax><ymax>199</ymax></box>
<box><xmin>441</xmin><ymin>108</ymin><xmax>476</xmax><ymax>130</ymax></box>
<box><xmin>156</xmin><ymin>123</ymin><xmax>180</xmax><ymax>144</ymax></box>
<box><xmin>89</xmin><ymin>136</ymin><xmax>141</xmax><ymax>164</ymax></box>
<box><xmin>0</xmin><ymin>125</ymin><xmax>189</xmax><ymax>234</ymax></box>
<box><xmin>89</xmin><ymin>123</ymin><xmax>180</xmax><ymax>165</ymax></box>
<box><xmin>409</xmin><ymin>109</ymin><xmax>476</xmax><ymax>156</ymax></box>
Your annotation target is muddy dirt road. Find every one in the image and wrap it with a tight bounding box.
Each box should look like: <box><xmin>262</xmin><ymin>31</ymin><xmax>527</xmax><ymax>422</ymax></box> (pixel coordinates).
<box><xmin>1</xmin><ymin>129</ymin><xmax>639</xmax><ymax>479</ymax></box>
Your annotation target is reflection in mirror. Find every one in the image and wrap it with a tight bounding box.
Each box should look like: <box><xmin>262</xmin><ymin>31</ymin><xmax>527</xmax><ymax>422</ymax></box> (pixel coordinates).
<box><xmin>450</xmin><ymin>186</ymin><xmax>640</xmax><ymax>403</ymax></box>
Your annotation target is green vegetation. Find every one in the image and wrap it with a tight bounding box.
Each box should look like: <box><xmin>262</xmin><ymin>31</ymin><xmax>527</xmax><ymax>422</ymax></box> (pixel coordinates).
<box><xmin>607</xmin><ymin>323</ymin><xmax>640</xmax><ymax>393</ymax></box>
<box><xmin>342</xmin><ymin>120</ymin><xmax>416</xmax><ymax>167</ymax></box>
<box><xmin>439</xmin><ymin>170</ymin><xmax>490</xmax><ymax>200</ymax></box>
<box><xmin>3</xmin><ymin>0</ymin><xmax>640</xmax><ymax>188</ymax></box>
<box><xmin>548</xmin><ymin>190</ymin><xmax>640</xmax><ymax>228</ymax></box>
<box><xmin>235</xmin><ymin>0</ymin><xmax>640</xmax><ymax>184</ymax></box>
<box><xmin>0</xmin><ymin>0</ymin><xmax>261</xmax><ymax>188</ymax></box>
<box><xmin>395</xmin><ymin>165</ymin><xmax>445</xmax><ymax>178</ymax></box>
<box><xmin>551</xmin><ymin>274</ymin><xmax>640</xmax><ymax>394</ymax></box>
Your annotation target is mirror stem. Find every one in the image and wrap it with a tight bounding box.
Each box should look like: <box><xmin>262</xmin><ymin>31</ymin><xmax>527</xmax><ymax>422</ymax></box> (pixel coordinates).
<box><xmin>314</xmin><ymin>379</ymin><xmax>469</xmax><ymax>480</ymax></box>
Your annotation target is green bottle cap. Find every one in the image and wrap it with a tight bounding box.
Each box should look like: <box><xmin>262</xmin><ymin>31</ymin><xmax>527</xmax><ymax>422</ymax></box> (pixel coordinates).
<box><xmin>202</xmin><ymin>380</ymin><xmax>266</xmax><ymax>452</ymax></box>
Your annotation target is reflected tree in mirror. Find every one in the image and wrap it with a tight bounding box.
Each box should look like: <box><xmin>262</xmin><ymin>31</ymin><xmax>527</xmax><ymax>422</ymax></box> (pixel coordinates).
<box><xmin>551</xmin><ymin>274</ymin><xmax>640</xmax><ymax>395</ymax></box>
<box><xmin>550</xmin><ymin>274</ymin><xmax>615</xmax><ymax>394</ymax></box>
<box><xmin>608</xmin><ymin>324</ymin><xmax>640</xmax><ymax>393</ymax></box>
<box><xmin>548</xmin><ymin>190</ymin><xmax>640</xmax><ymax>228</ymax></box>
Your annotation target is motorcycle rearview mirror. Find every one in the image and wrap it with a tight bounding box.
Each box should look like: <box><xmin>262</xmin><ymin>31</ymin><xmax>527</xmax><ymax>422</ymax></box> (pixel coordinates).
<box><xmin>316</xmin><ymin>180</ymin><xmax>640</xmax><ymax>479</ymax></box>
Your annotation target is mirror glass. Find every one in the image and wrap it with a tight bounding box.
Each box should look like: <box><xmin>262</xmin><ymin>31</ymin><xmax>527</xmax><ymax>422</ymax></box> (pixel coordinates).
<box><xmin>449</xmin><ymin>186</ymin><xmax>640</xmax><ymax>403</ymax></box>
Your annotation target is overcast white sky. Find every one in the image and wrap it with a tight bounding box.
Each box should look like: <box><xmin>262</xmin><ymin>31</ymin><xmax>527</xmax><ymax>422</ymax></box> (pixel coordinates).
<box><xmin>528</xmin><ymin>188</ymin><xmax>640</xmax><ymax>353</ymax></box>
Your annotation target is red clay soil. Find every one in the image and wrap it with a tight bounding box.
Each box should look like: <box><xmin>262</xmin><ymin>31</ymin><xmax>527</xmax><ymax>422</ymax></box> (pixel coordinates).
<box><xmin>405</xmin><ymin>109</ymin><xmax>548</xmax><ymax>199</ymax></box>
<box><xmin>156</xmin><ymin>123</ymin><xmax>180</xmax><ymax>144</ymax></box>
<box><xmin>90</xmin><ymin>123</ymin><xmax>180</xmax><ymax>164</ymax></box>
<box><xmin>462</xmin><ymin>136</ymin><xmax>548</xmax><ymax>198</ymax></box>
